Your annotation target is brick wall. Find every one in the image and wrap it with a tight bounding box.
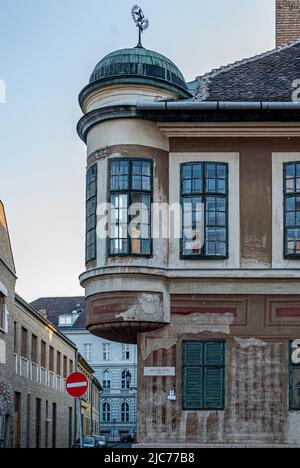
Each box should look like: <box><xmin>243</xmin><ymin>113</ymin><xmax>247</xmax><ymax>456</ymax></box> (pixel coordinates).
<box><xmin>276</xmin><ymin>0</ymin><xmax>300</xmax><ymax>47</ymax></box>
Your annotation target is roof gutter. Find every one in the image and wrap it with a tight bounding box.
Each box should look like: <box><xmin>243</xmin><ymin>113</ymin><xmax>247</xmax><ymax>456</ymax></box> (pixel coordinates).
<box><xmin>137</xmin><ymin>101</ymin><xmax>300</xmax><ymax>111</ymax></box>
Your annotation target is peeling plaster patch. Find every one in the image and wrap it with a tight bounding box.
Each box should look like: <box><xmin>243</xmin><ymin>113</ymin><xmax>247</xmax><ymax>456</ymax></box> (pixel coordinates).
<box><xmin>141</xmin><ymin>313</ymin><xmax>234</xmax><ymax>360</ymax></box>
<box><xmin>234</xmin><ymin>338</ymin><xmax>267</xmax><ymax>349</ymax></box>
<box><xmin>116</xmin><ymin>294</ymin><xmax>163</xmax><ymax>322</ymax></box>
<box><xmin>141</xmin><ymin>338</ymin><xmax>177</xmax><ymax>361</ymax></box>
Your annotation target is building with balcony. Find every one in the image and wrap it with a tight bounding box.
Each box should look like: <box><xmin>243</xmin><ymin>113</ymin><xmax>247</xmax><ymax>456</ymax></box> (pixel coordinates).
<box><xmin>76</xmin><ymin>2</ymin><xmax>300</xmax><ymax>448</ymax></box>
<box><xmin>31</xmin><ymin>297</ymin><xmax>137</xmax><ymax>442</ymax></box>
<box><xmin>0</xmin><ymin>201</ymin><xmax>100</xmax><ymax>448</ymax></box>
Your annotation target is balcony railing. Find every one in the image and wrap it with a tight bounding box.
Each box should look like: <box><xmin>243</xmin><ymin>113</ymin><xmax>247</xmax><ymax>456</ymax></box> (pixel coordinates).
<box><xmin>48</xmin><ymin>372</ymin><xmax>55</xmax><ymax>389</ymax></box>
<box><xmin>20</xmin><ymin>357</ymin><xmax>29</xmax><ymax>378</ymax></box>
<box><xmin>13</xmin><ymin>354</ymin><xmax>70</xmax><ymax>395</ymax></box>
<box><xmin>31</xmin><ymin>362</ymin><xmax>39</xmax><ymax>383</ymax></box>
<box><xmin>40</xmin><ymin>367</ymin><xmax>47</xmax><ymax>386</ymax></box>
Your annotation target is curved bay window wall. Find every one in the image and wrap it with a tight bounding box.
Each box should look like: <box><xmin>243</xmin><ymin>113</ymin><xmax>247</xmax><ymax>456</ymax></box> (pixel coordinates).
<box><xmin>109</xmin><ymin>158</ymin><xmax>153</xmax><ymax>257</ymax></box>
<box><xmin>86</xmin><ymin>164</ymin><xmax>98</xmax><ymax>263</ymax></box>
<box><xmin>181</xmin><ymin>162</ymin><xmax>229</xmax><ymax>259</ymax></box>
<box><xmin>284</xmin><ymin>162</ymin><xmax>300</xmax><ymax>258</ymax></box>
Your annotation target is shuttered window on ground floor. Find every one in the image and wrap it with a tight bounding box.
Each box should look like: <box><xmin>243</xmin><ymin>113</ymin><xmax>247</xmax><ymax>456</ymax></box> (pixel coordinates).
<box><xmin>182</xmin><ymin>340</ymin><xmax>225</xmax><ymax>411</ymax></box>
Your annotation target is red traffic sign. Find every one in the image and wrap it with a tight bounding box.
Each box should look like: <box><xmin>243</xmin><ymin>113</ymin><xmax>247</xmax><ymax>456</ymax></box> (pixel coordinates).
<box><xmin>66</xmin><ymin>372</ymin><xmax>89</xmax><ymax>398</ymax></box>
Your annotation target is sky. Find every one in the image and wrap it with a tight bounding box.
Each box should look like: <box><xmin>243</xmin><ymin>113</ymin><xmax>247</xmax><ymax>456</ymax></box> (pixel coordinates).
<box><xmin>0</xmin><ymin>0</ymin><xmax>275</xmax><ymax>302</ymax></box>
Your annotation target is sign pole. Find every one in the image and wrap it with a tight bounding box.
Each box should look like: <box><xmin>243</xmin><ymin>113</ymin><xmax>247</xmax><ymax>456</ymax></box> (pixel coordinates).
<box><xmin>66</xmin><ymin>371</ymin><xmax>89</xmax><ymax>449</ymax></box>
<box><xmin>77</xmin><ymin>397</ymin><xmax>84</xmax><ymax>449</ymax></box>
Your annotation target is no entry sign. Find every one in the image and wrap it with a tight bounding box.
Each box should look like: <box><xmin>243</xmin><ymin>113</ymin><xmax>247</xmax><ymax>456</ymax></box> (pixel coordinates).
<box><xmin>66</xmin><ymin>372</ymin><xmax>89</xmax><ymax>398</ymax></box>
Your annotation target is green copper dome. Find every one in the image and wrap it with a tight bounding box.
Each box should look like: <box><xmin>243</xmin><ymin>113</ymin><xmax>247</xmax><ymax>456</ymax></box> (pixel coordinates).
<box><xmin>79</xmin><ymin>47</ymin><xmax>192</xmax><ymax>106</ymax></box>
<box><xmin>90</xmin><ymin>47</ymin><xmax>188</xmax><ymax>89</ymax></box>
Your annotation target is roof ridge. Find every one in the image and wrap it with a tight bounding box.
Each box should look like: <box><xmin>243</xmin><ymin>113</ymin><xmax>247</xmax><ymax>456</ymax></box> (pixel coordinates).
<box><xmin>195</xmin><ymin>38</ymin><xmax>300</xmax><ymax>100</ymax></box>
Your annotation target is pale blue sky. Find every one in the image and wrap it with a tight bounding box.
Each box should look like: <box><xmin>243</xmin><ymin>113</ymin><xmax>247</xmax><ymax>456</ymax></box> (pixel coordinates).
<box><xmin>0</xmin><ymin>0</ymin><xmax>275</xmax><ymax>301</ymax></box>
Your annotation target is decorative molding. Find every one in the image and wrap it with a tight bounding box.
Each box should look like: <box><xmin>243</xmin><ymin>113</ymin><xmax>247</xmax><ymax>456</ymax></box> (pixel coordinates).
<box><xmin>95</xmin><ymin>147</ymin><xmax>110</xmax><ymax>160</ymax></box>
<box><xmin>157</xmin><ymin>122</ymin><xmax>300</xmax><ymax>138</ymax></box>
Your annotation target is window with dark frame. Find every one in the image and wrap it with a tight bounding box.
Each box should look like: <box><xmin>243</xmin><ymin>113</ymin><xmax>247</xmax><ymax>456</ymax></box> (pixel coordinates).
<box><xmin>0</xmin><ymin>294</ymin><xmax>5</xmax><ymax>331</ymax></box>
<box><xmin>102</xmin><ymin>402</ymin><xmax>111</xmax><ymax>422</ymax></box>
<box><xmin>21</xmin><ymin>327</ymin><xmax>28</xmax><ymax>359</ymax></box>
<box><xmin>56</xmin><ymin>351</ymin><xmax>61</xmax><ymax>376</ymax></box>
<box><xmin>86</xmin><ymin>164</ymin><xmax>98</xmax><ymax>263</ymax></box>
<box><xmin>181</xmin><ymin>162</ymin><xmax>228</xmax><ymax>259</ymax></box>
<box><xmin>31</xmin><ymin>335</ymin><xmax>38</xmax><ymax>364</ymax></box>
<box><xmin>109</xmin><ymin>158</ymin><xmax>153</xmax><ymax>257</ymax></box>
<box><xmin>41</xmin><ymin>341</ymin><xmax>46</xmax><ymax>369</ymax></box>
<box><xmin>284</xmin><ymin>162</ymin><xmax>300</xmax><ymax>258</ymax></box>
<box><xmin>13</xmin><ymin>322</ymin><xmax>18</xmax><ymax>354</ymax></box>
<box><xmin>63</xmin><ymin>356</ymin><xmax>68</xmax><ymax>379</ymax></box>
<box><xmin>49</xmin><ymin>346</ymin><xmax>54</xmax><ymax>372</ymax></box>
<box><xmin>121</xmin><ymin>402</ymin><xmax>130</xmax><ymax>423</ymax></box>
<box><xmin>182</xmin><ymin>340</ymin><xmax>225</xmax><ymax>411</ymax></box>
<box><xmin>290</xmin><ymin>341</ymin><xmax>300</xmax><ymax>411</ymax></box>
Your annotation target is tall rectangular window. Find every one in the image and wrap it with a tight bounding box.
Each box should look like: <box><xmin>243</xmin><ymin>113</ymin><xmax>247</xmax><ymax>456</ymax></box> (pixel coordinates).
<box><xmin>109</xmin><ymin>158</ymin><xmax>153</xmax><ymax>256</ymax></box>
<box><xmin>284</xmin><ymin>162</ymin><xmax>300</xmax><ymax>258</ymax></box>
<box><xmin>181</xmin><ymin>162</ymin><xmax>228</xmax><ymax>258</ymax></box>
<box><xmin>21</xmin><ymin>327</ymin><xmax>28</xmax><ymax>359</ymax></box>
<box><xmin>86</xmin><ymin>164</ymin><xmax>98</xmax><ymax>263</ymax></box>
<box><xmin>56</xmin><ymin>351</ymin><xmax>61</xmax><ymax>376</ymax></box>
<box><xmin>41</xmin><ymin>341</ymin><xmax>46</xmax><ymax>369</ymax></box>
<box><xmin>31</xmin><ymin>335</ymin><xmax>38</xmax><ymax>364</ymax></box>
<box><xmin>13</xmin><ymin>321</ymin><xmax>18</xmax><ymax>354</ymax></box>
<box><xmin>52</xmin><ymin>403</ymin><xmax>57</xmax><ymax>449</ymax></box>
<box><xmin>103</xmin><ymin>344</ymin><xmax>111</xmax><ymax>361</ymax></box>
<box><xmin>182</xmin><ymin>341</ymin><xmax>225</xmax><ymax>411</ymax></box>
<box><xmin>35</xmin><ymin>398</ymin><xmax>41</xmax><ymax>449</ymax></box>
<box><xmin>69</xmin><ymin>360</ymin><xmax>74</xmax><ymax>375</ymax></box>
<box><xmin>122</xmin><ymin>344</ymin><xmax>130</xmax><ymax>361</ymax></box>
<box><xmin>49</xmin><ymin>346</ymin><xmax>54</xmax><ymax>372</ymax></box>
<box><xmin>63</xmin><ymin>356</ymin><xmax>68</xmax><ymax>378</ymax></box>
<box><xmin>290</xmin><ymin>341</ymin><xmax>300</xmax><ymax>411</ymax></box>
<box><xmin>0</xmin><ymin>293</ymin><xmax>5</xmax><ymax>330</ymax></box>
<box><xmin>84</xmin><ymin>343</ymin><xmax>92</xmax><ymax>362</ymax></box>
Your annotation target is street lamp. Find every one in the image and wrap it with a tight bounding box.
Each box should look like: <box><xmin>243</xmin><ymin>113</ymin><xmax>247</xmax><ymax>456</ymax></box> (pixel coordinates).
<box><xmin>125</xmin><ymin>371</ymin><xmax>137</xmax><ymax>435</ymax></box>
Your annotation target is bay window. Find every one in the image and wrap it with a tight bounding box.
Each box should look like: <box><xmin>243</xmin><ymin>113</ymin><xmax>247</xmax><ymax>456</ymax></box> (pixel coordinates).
<box><xmin>109</xmin><ymin>158</ymin><xmax>153</xmax><ymax>256</ymax></box>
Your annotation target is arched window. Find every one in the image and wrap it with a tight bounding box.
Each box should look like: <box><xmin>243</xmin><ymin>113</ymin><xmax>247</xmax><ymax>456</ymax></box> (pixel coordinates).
<box><xmin>102</xmin><ymin>402</ymin><xmax>111</xmax><ymax>423</ymax></box>
<box><xmin>121</xmin><ymin>370</ymin><xmax>131</xmax><ymax>390</ymax></box>
<box><xmin>103</xmin><ymin>370</ymin><xmax>111</xmax><ymax>389</ymax></box>
<box><xmin>121</xmin><ymin>402</ymin><xmax>130</xmax><ymax>423</ymax></box>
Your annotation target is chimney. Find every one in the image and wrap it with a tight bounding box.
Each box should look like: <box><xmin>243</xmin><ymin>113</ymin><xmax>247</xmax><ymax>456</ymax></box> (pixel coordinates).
<box><xmin>276</xmin><ymin>0</ymin><xmax>300</xmax><ymax>47</ymax></box>
<box><xmin>39</xmin><ymin>309</ymin><xmax>47</xmax><ymax>319</ymax></box>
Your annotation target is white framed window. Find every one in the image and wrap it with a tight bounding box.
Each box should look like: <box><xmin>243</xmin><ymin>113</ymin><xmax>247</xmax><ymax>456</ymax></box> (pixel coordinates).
<box><xmin>103</xmin><ymin>344</ymin><xmax>111</xmax><ymax>361</ymax></box>
<box><xmin>273</xmin><ymin>153</ymin><xmax>300</xmax><ymax>268</ymax></box>
<box><xmin>102</xmin><ymin>402</ymin><xmax>111</xmax><ymax>422</ymax></box>
<box><xmin>103</xmin><ymin>370</ymin><xmax>111</xmax><ymax>389</ymax></box>
<box><xmin>84</xmin><ymin>344</ymin><xmax>92</xmax><ymax>362</ymax></box>
<box><xmin>121</xmin><ymin>369</ymin><xmax>131</xmax><ymax>390</ymax></box>
<box><xmin>121</xmin><ymin>402</ymin><xmax>130</xmax><ymax>423</ymax></box>
<box><xmin>122</xmin><ymin>344</ymin><xmax>130</xmax><ymax>361</ymax></box>
<box><xmin>58</xmin><ymin>315</ymin><xmax>73</xmax><ymax>327</ymax></box>
<box><xmin>0</xmin><ymin>293</ymin><xmax>8</xmax><ymax>333</ymax></box>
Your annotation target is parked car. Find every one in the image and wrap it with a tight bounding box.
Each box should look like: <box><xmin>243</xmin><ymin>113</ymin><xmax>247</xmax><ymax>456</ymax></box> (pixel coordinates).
<box><xmin>93</xmin><ymin>436</ymin><xmax>108</xmax><ymax>448</ymax></box>
<box><xmin>120</xmin><ymin>432</ymin><xmax>136</xmax><ymax>443</ymax></box>
<box><xmin>72</xmin><ymin>436</ymin><xmax>101</xmax><ymax>449</ymax></box>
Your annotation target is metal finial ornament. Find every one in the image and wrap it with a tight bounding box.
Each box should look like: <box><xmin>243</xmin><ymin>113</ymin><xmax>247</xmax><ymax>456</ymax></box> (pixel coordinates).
<box><xmin>131</xmin><ymin>5</ymin><xmax>149</xmax><ymax>48</ymax></box>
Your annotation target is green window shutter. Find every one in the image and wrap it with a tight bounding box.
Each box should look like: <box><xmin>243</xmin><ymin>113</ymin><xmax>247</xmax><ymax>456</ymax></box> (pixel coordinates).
<box><xmin>183</xmin><ymin>368</ymin><xmax>204</xmax><ymax>410</ymax></box>
<box><xmin>204</xmin><ymin>341</ymin><xmax>225</xmax><ymax>366</ymax></box>
<box><xmin>183</xmin><ymin>341</ymin><xmax>204</xmax><ymax>366</ymax></box>
<box><xmin>204</xmin><ymin>367</ymin><xmax>225</xmax><ymax>410</ymax></box>
<box><xmin>183</xmin><ymin>341</ymin><xmax>225</xmax><ymax>411</ymax></box>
